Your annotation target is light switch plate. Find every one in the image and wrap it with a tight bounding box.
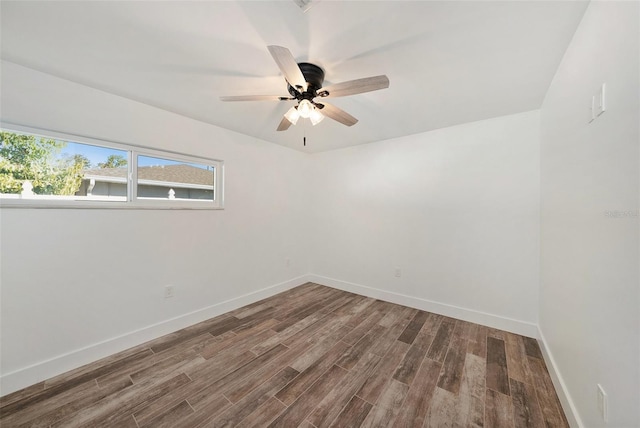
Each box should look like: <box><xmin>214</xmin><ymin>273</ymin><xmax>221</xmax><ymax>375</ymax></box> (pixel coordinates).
<box><xmin>597</xmin><ymin>384</ymin><xmax>608</xmax><ymax>423</ymax></box>
<box><xmin>596</xmin><ymin>83</ymin><xmax>606</xmax><ymax>116</ymax></box>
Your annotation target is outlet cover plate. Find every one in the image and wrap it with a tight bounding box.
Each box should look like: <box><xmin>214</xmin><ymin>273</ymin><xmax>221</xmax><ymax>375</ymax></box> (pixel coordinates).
<box><xmin>164</xmin><ymin>285</ymin><xmax>175</xmax><ymax>299</ymax></box>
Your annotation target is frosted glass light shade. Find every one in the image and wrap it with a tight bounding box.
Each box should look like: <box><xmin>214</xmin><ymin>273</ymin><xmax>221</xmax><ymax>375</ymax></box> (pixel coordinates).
<box><xmin>309</xmin><ymin>108</ymin><xmax>325</xmax><ymax>126</ymax></box>
<box><xmin>298</xmin><ymin>99</ymin><xmax>313</xmax><ymax>118</ymax></box>
<box><xmin>284</xmin><ymin>106</ymin><xmax>300</xmax><ymax>125</ymax></box>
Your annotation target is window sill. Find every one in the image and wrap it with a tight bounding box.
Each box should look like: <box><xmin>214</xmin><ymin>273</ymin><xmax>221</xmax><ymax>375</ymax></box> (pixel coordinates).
<box><xmin>0</xmin><ymin>198</ymin><xmax>224</xmax><ymax>210</ymax></box>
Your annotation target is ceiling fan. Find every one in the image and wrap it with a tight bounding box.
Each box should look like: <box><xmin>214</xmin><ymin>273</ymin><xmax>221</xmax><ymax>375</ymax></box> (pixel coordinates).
<box><xmin>220</xmin><ymin>46</ymin><xmax>389</xmax><ymax>131</ymax></box>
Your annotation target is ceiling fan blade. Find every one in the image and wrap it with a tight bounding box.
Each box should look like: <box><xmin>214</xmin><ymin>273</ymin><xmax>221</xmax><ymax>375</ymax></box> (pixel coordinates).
<box><xmin>220</xmin><ymin>95</ymin><xmax>289</xmax><ymax>102</ymax></box>
<box><xmin>319</xmin><ymin>75</ymin><xmax>389</xmax><ymax>98</ymax></box>
<box><xmin>277</xmin><ymin>116</ymin><xmax>293</xmax><ymax>131</ymax></box>
<box><xmin>267</xmin><ymin>45</ymin><xmax>307</xmax><ymax>91</ymax></box>
<box><xmin>320</xmin><ymin>103</ymin><xmax>358</xmax><ymax>127</ymax></box>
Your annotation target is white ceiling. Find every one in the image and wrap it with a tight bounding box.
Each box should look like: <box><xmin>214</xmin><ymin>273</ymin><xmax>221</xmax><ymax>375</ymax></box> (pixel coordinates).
<box><xmin>1</xmin><ymin>1</ymin><xmax>588</xmax><ymax>153</ymax></box>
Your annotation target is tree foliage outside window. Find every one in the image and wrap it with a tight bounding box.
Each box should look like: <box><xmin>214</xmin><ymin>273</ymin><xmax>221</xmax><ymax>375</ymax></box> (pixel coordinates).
<box><xmin>98</xmin><ymin>154</ymin><xmax>127</xmax><ymax>169</ymax></box>
<box><xmin>0</xmin><ymin>131</ymin><xmax>85</xmax><ymax>195</ymax></box>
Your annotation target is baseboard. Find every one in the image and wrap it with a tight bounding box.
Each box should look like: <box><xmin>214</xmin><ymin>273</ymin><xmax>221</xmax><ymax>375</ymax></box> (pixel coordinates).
<box><xmin>308</xmin><ymin>274</ymin><xmax>539</xmax><ymax>338</ymax></box>
<box><xmin>0</xmin><ymin>275</ymin><xmax>311</xmax><ymax>397</ymax></box>
<box><xmin>537</xmin><ymin>328</ymin><xmax>584</xmax><ymax>428</ymax></box>
<box><xmin>0</xmin><ymin>273</ymin><xmax>542</xmax><ymax>396</ymax></box>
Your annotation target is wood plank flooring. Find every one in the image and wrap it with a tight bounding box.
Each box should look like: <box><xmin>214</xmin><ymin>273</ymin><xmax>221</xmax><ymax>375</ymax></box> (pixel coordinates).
<box><xmin>0</xmin><ymin>283</ymin><xmax>569</xmax><ymax>427</ymax></box>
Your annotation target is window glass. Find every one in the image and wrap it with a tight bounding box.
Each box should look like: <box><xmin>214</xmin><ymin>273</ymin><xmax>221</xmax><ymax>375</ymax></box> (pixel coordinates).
<box><xmin>136</xmin><ymin>155</ymin><xmax>215</xmax><ymax>201</ymax></box>
<box><xmin>1</xmin><ymin>130</ymin><xmax>128</xmax><ymax>201</ymax></box>
<box><xmin>0</xmin><ymin>128</ymin><xmax>223</xmax><ymax>209</ymax></box>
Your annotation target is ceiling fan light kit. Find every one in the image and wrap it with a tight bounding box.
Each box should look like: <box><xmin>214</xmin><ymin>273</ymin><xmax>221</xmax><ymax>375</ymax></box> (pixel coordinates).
<box><xmin>284</xmin><ymin>106</ymin><xmax>300</xmax><ymax>125</ymax></box>
<box><xmin>309</xmin><ymin>107</ymin><xmax>325</xmax><ymax>126</ymax></box>
<box><xmin>220</xmin><ymin>45</ymin><xmax>389</xmax><ymax>134</ymax></box>
<box><xmin>297</xmin><ymin>99</ymin><xmax>313</xmax><ymax>118</ymax></box>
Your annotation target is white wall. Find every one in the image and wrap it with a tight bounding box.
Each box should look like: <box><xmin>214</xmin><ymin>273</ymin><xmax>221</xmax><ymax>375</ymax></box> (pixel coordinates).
<box><xmin>3</xmin><ymin>6</ymin><xmax>638</xmax><ymax>424</ymax></box>
<box><xmin>0</xmin><ymin>62</ymin><xmax>312</xmax><ymax>394</ymax></box>
<box><xmin>309</xmin><ymin>110</ymin><xmax>541</xmax><ymax>335</ymax></box>
<box><xmin>539</xmin><ymin>1</ymin><xmax>639</xmax><ymax>427</ymax></box>
<box><xmin>0</xmin><ymin>64</ymin><xmax>544</xmax><ymax>393</ymax></box>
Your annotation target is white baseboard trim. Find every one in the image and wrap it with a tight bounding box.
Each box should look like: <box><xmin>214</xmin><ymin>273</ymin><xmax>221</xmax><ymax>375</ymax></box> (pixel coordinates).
<box><xmin>537</xmin><ymin>328</ymin><xmax>584</xmax><ymax>428</ymax></box>
<box><xmin>1</xmin><ymin>274</ymin><xmax>544</xmax><ymax>397</ymax></box>
<box><xmin>0</xmin><ymin>275</ymin><xmax>311</xmax><ymax>397</ymax></box>
<box><xmin>308</xmin><ymin>274</ymin><xmax>539</xmax><ymax>338</ymax></box>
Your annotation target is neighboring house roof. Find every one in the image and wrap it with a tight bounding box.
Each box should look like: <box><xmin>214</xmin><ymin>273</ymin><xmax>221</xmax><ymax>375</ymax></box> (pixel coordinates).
<box><xmin>82</xmin><ymin>164</ymin><xmax>214</xmax><ymax>187</ymax></box>
<box><xmin>82</xmin><ymin>167</ymin><xmax>127</xmax><ymax>181</ymax></box>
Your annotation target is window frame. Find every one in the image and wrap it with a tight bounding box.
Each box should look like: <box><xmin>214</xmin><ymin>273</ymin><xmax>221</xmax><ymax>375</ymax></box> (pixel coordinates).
<box><xmin>0</xmin><ymin>124</ymin><xmax>224</xmax><ymax>210</ymax></box>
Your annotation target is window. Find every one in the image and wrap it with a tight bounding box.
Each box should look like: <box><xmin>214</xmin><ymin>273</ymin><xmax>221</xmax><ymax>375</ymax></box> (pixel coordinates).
<box><xmin>136</xmin><ymin>155</ymin><xmax>215</xmax><ymax>202</ymax></box>
<box><xmin>0</xmin><ymin>126</ymin><xmax>223</xmax><ymax>209</ymax></box>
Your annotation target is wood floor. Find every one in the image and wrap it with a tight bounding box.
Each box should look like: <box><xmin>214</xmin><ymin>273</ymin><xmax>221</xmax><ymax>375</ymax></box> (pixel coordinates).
<box><xmin>0</xmin><ymin>283</ymin><xmax>569</xmax><ymax>427</ymax></box>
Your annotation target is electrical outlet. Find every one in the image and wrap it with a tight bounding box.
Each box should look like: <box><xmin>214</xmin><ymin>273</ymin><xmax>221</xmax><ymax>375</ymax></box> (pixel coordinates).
<box><xmin>164</xmin><ymin>285</ymin><xmax>174</xmax><ymax>299</ymax></box>
<box><xmin>395</xmin><ymin>268</ymin><xmax>401</xmax><ymax>278</ymax></box>
<box><xmin>597</xmin><ymin>384</ymin><xmax>608</xmax><ymax>423</ymax></box>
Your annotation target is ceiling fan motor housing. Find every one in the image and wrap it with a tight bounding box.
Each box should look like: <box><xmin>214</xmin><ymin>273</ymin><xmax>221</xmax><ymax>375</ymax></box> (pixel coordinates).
<box><xmin>288</xmin><ymin>62</ymin><xmax>325</xmax><ymax>99</ymax></box>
